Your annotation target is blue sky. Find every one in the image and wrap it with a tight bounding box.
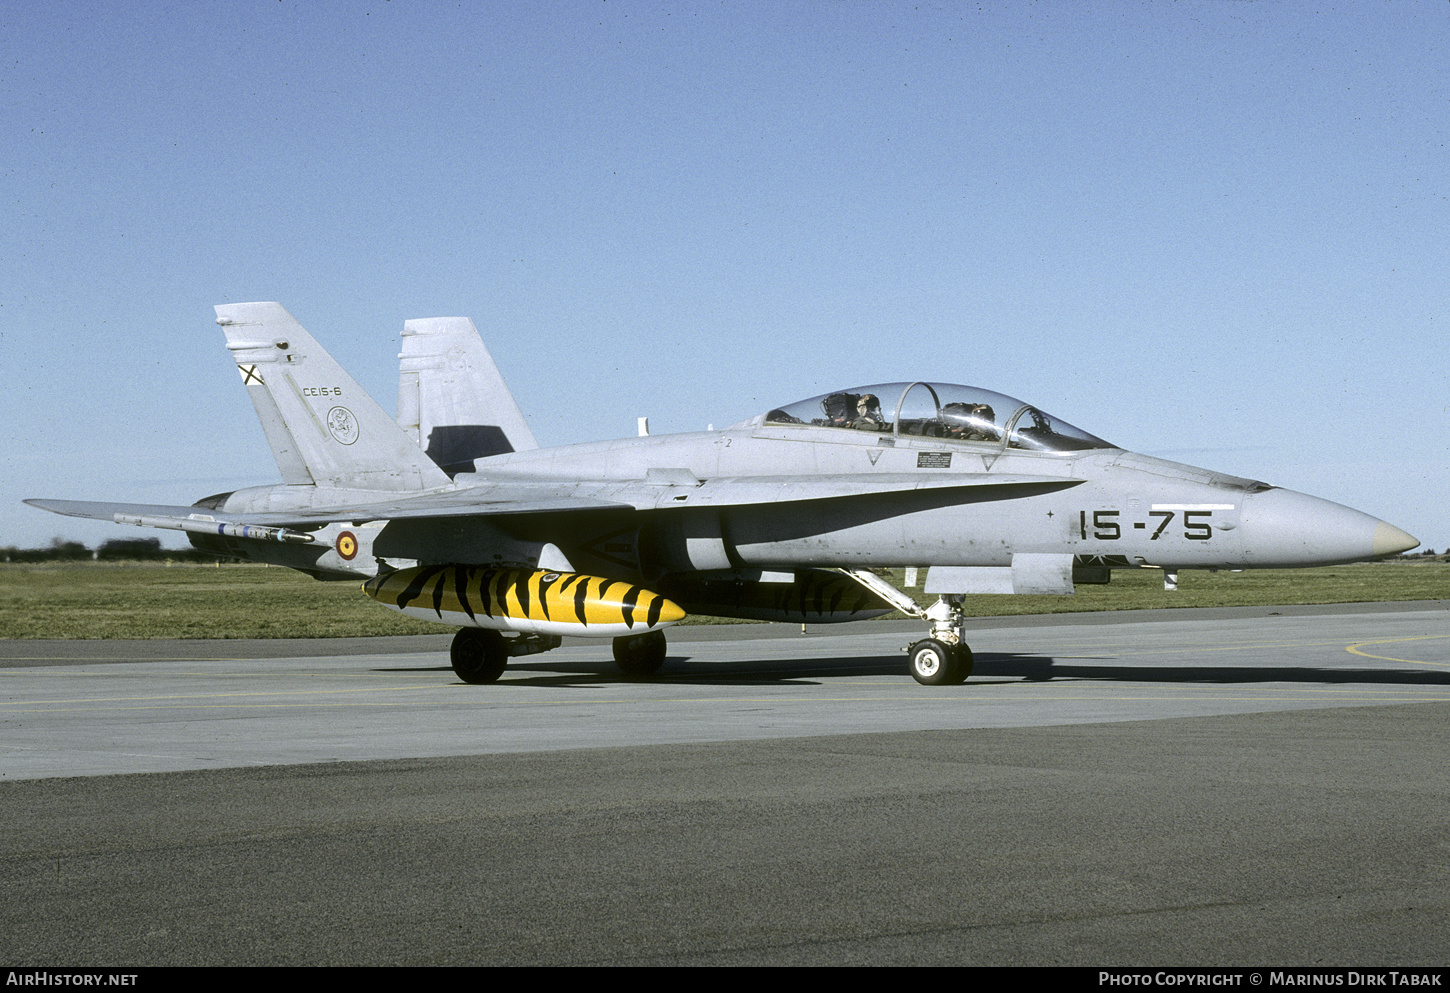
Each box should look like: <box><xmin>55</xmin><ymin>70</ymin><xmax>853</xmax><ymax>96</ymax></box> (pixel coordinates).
<box><xmin>4</xmin><ymin>0</ymin><xmax>1446</xmax><ymax>553</ymax></box>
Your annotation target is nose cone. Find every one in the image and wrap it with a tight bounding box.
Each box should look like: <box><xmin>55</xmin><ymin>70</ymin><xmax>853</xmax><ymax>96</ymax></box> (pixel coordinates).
<box><xmin>1373</xmin><ymin>521</ymin><xmax>1420</xmax><ymax>557</ymax></box>
<box><xmin>1241</xmin><ymin>487</ymin><xmax>1419</xmax><ymax>567</ymax></box>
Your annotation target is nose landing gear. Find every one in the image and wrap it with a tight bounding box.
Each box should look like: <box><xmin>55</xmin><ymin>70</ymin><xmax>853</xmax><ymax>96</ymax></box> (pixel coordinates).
<box><xmin>906</xmin><ymin>637</ymin><xmax>973</xmax><ymax>685</ymax></box>
<box><xmin>838</xmin><ymin>570</ymin><xmax>973</xmax><ymax>686</ymax></box>
<box><xmin>905</xmin><ymin>594</ymin><xmax>973</xmax><ymax>685</ymax></box>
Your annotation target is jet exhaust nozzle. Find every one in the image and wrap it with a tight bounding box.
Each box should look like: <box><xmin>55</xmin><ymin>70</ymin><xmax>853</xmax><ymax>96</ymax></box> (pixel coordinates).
<box><xmin>363</xmin><ymin>565</ymin><xmax>686</xmax><ymax>638</ymax></box>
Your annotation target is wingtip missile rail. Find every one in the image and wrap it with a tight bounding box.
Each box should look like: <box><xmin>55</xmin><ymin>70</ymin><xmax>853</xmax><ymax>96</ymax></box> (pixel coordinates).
<box><xmin>113</xmin><ymin>514</ymin><xmax>317</xmax><ymax>544</ymax></box>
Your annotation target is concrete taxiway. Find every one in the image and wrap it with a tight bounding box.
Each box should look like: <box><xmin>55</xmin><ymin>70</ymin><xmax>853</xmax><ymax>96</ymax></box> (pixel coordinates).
<box><xmin>3</xmin><ymin>602</ymin><xmax>1448</xmax><ymax>780</ymax></box>
<box><xmin>2</xmin><ymin>602</ymin><xmax>1448</xmax><ymax>965</ymax></box>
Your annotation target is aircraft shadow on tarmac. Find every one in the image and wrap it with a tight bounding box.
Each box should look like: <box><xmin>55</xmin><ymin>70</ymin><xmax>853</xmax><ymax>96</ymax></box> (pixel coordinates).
<box><xmin>971</xmin><ymin>655</ymin><xmax>1450</xmax><ymax>686</ymax></box>
<box><xmin>377</xmin><ymin>652</ymin><xmax>1450</xmax><ymax>688</ymax></box>
<box><xmin>375</xmin><ymin>657</ymin><xmax>880</xmax><ymax>687</ymax></box>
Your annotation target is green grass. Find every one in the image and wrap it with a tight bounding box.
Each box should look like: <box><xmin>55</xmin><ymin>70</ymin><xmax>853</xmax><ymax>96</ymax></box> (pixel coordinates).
<box><xmin>0</xmin><ymin>560</ymin><xmax>1444</xmax><ymax>640</ymax></box>
<box><xmin>0</xmin><ymin>562</ymin><xmax>444</xmax><ymax>640</ymax></box>
<box><xmin>878</xmin><ymin>562</ymin><xmax>1449</xmax><ymax>618</ymax></box>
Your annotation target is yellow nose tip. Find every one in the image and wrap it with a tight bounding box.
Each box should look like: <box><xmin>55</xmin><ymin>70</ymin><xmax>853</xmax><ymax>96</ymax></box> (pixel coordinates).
<box><xmin>1372</xmin><ymin>522</ymin><xmax>1419</xmax><ymax>557</ymax></box>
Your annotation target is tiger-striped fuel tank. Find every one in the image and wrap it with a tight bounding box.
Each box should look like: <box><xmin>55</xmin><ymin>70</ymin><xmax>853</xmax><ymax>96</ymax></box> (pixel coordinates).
<box><xmin>363</xmin><ymin>565</ymin><xmax>686</xmax><ymax>638</ymax></box>
<box><xmin>658</xmin><ymin>569</ymin><xmax>893</xmax><ymax>624</ymax></box>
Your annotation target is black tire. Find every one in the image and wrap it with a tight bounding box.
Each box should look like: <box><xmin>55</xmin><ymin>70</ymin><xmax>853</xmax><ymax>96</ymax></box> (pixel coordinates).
<box><xmin>451</xmin><ymin>628</ymin><xmax>508</xmax><ymax>684</ymax></box>
<box><xmin>944</xmin><ymin>644</ymin><xmax>974</xmax><ymax>684</ymax></box>
<box><xmin>908</xmin><ymin>638</ymin><xmax>960</xmax><ymax>686</ymax></box>
<box><xmin>613</xmin><ymin>630</ymin><xmax>667</xmax><ymax>677</ymax></box>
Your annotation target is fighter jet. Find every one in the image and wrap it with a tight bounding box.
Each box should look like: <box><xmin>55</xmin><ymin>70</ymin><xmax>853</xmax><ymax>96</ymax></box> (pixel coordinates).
<box><xmin>28</xmin><ymin>302</ymin><xmax>1419</xmax><ymax>685</ymax></box>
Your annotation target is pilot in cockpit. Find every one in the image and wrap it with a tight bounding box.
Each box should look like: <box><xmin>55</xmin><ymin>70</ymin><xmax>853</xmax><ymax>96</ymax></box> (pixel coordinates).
<box><xmin>852</xmin><ymin>393</ymin><xmax>886</xmax><ymax>430</ymax></box>
<box><xmin>821</xmin><ymin>392</ymin><xmax>887</xmax><ymax>430</ymax></box>
<box><xmin>941</xmin><ymin>402</ymin><xmax>997</xmax><ymax>441</ymax></box>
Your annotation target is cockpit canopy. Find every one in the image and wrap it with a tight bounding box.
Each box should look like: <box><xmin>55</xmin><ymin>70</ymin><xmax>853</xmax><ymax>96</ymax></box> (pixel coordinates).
<box><xmin>763</xmin><ymin>382</ymin><xmax>1114</xmax><ymax>453</ymax></box>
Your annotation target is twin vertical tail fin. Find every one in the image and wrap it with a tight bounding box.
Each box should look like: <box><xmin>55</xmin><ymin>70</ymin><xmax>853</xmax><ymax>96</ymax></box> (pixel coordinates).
<box><xmin>215</xmin><ymin>302</ymin><xmax>452</xmax><ymax>492</ymax></box>
<box><xmin>397</xmin><ymin>316</ymin><xmax>538</xmax><ymax>476</ymax></box>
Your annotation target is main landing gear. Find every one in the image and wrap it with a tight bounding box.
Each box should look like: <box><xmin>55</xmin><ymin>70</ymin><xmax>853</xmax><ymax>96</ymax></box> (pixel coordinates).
<box><xmin>449</xmin><ymin>629</ymin><xmax>563</xmax><ymax>684</ymax></box>
<box><xmin>450</xmin><ymin>628</ymin><xmax>508</xmax><ymax>684</ymax></box>
<box><xmin>449</xmin><ymin>628</ymin><xmax>667</xmax><ymax>682</ymax></box>
<box><xmin>613</xmin><ymin>630</ymin><xmax>667</xmax><ymax>677</ymax></box>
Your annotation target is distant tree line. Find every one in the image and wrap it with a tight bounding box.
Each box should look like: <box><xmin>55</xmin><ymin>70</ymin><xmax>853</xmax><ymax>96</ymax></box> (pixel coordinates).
<box><xmin>1</xmin><ymin>537</ymin><xmax>228</xmax><ymax>564</ymax></box>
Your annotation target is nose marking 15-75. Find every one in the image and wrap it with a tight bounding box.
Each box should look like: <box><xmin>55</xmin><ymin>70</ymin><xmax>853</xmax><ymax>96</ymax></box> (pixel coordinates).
<box><xmin>1080</xmin><ymin>508</ymin><xmax>1219</xmax><ymax>541</ymax></box>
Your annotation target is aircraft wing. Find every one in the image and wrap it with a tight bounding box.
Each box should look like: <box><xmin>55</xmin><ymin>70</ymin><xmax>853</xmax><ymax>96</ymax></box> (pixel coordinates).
<box><xmin>27</xmin><ymin>473</ymin><xmax>1081</xmax><ymax>531</ymax></box>
<box><xmin>23</xmin><ymin>493</ymin><xmax>630</xmax><ymax>536</ymax></box>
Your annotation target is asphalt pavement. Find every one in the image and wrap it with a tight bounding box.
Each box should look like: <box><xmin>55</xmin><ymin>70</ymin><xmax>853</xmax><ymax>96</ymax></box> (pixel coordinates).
<box><xmin>2</xmin><ymin>602</ymin><xmax>1447</xmax><ymax>965</ymax></box>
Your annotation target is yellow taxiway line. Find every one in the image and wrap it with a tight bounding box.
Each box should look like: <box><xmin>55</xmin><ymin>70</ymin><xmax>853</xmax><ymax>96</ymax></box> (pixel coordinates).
<box><xmin>1345</xmin><ymin>634</ymin><xmax>1450</xmax><ymax>666</ymax></box>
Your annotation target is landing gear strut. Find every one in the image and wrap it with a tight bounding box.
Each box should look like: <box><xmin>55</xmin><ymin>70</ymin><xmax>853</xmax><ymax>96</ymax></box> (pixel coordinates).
<box><xmin>451</xmin><ymin>628</ymin><xmax>508</xmax><ymax>683</ymax></box>
<box><xmin>613</xmin><ymin>630</ymin><xmax>667</xmax><ymax>677</ymax></box>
